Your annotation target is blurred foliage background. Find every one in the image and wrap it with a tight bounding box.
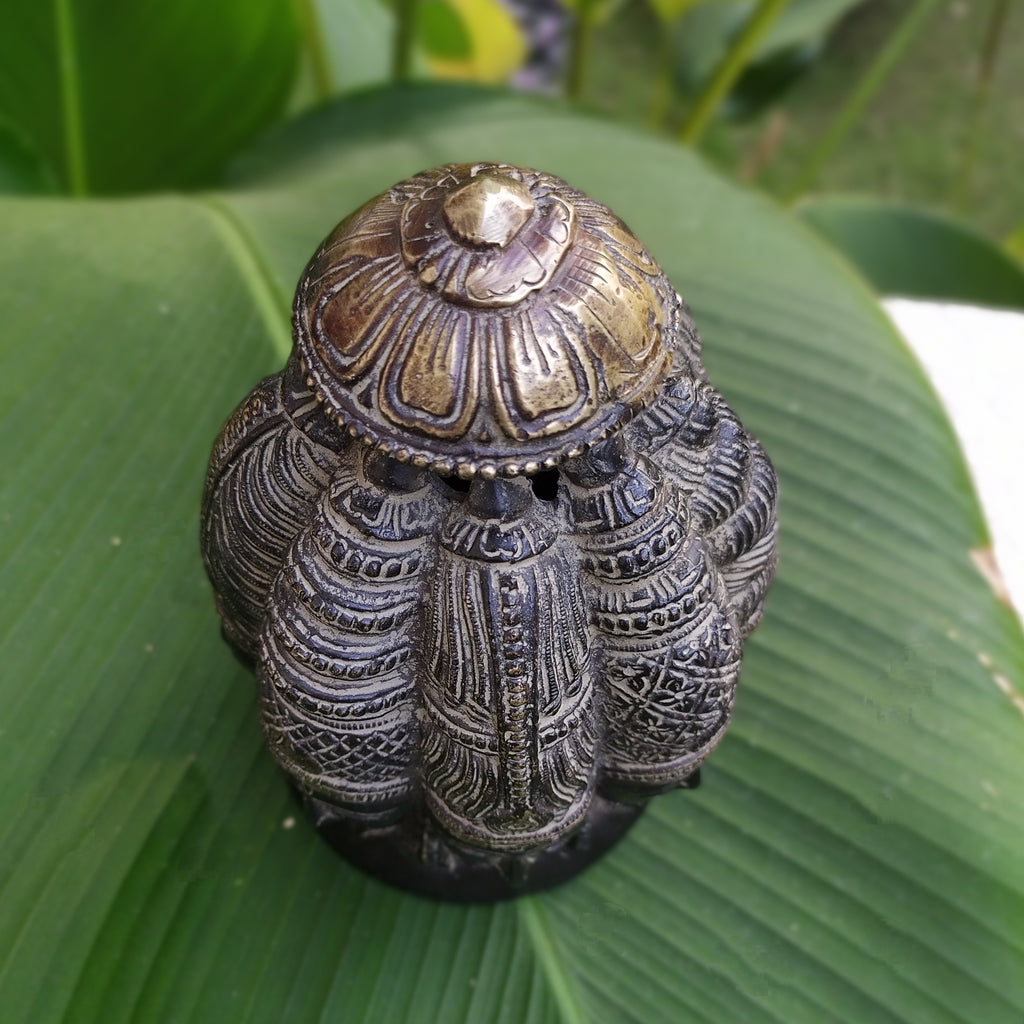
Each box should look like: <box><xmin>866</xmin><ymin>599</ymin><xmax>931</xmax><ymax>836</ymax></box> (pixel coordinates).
<box><xmin>590</xmin><ymin>0</ymin><xmax>1023</xmax><ymax>237</ymax></box>
<box><xmin>2</xmin><ymin>0</ymin><xmax>1022</xmax><ymax>300</ymax></box>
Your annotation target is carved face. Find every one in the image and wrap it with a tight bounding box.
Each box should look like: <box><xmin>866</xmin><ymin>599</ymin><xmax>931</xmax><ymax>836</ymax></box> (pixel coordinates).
<box><xmin>201</xmin><ymin>164</ymin><xmax>778</xmax><ymax>901</ymax></box>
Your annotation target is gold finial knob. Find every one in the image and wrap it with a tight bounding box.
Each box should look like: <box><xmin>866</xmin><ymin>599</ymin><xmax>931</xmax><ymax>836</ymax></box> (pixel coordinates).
<box><xmin>443</xmin><ymin>173</ymin><xmax>536</xmax><ymax>248</ymax></box>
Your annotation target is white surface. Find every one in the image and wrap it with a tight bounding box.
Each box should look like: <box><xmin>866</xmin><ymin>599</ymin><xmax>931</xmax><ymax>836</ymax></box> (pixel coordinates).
<box><xmin>883</xmin><ymin>298</ymin><xmax>1024</xmax><ymax>619</ymax></box>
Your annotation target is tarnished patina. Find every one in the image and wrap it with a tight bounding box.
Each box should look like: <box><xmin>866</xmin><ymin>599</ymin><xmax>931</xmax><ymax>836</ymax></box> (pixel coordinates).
<box><xmin>201</xmin><ymin>163</ymin><xmax>778</xmax><ymax>901</ymax></box>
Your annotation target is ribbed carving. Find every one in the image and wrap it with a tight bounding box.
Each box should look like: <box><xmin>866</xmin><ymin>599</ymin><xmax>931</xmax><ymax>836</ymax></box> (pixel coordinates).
<box><xmin>200</xmin><ymin>355</ymin><xmax>346</xmax><ymax>656</ymax></box>
<box><xmin>632</xmin><ymin>375</ymin><xmax>779</xmax><ymax>639</ymax></box>
<box><xmin>421</xmin><ymin>479</ymin><xmax>595</xmax><ymax>852</ymax></box>
<box><xmin>258</xmin><ymin>452</ymin><xmax>439</xmax><ymax>818</ymax></box>
<box><xmin>201</xmin><ymin>163</ymin><xmax>779</xmax><ymax>897</ymax></box>
<box><xmin>565</xmin><ymin>438</ymin><xmax>740</xmax><ymax>789</ymax></box>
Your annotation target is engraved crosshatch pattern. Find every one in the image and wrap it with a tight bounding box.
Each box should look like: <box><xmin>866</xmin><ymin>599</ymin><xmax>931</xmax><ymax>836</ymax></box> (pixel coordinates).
<box><xmin>200</xmin><ymin>163</ymin><xmax>778</xmax><ymax>899</ymax></box>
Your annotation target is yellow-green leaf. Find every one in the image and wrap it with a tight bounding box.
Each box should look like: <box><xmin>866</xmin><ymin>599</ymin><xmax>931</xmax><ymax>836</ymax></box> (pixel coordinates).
<box><xmin>644</xmin><ymin>0</ymin><xmax>702</xmax><ymax>25</ymax></box>
<box><xmin>423</xmin><ymin>0</ymin><xmax>526</xmax><ymax>82</ymax></box>
<box><xmin>799</xmin><ymin>196</ymin><xmax>1024</xmax><ymax>310</ymax></box>
<box><xmin>0</xmin><ymin>0</ymin><xmax>299</xmax><ymax>194</ymax></box>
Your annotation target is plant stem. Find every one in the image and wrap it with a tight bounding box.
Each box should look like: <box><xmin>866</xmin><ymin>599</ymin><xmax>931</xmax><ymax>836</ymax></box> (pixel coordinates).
<box><xmin>392</xmin><ymin>0</ymin><xmax>417</xmax><ymax>83</ymax></box>
<box><xmin>566</xmin><ymin>2</ymin><xmax>595</xmax><ymax>100</ymax></box>
<box><xmin>295</xmin><ymin>0</ymin><xmax>335</xmax><ymax>101</ymax></box>
<box><xmin>677</xmin><ymin>0</ymin><xmax>790</xmax><ymax>147</ymax></box>
<box><xmin>786</xmin><ymin>0</ymin><xmax>941</xmax><ymax>201</ymax></box>
<box><xmin>648</xmin><ymin>24</ymin><xmax>676</xmax><ymax>130</ymax></box>
<box><xmin>55</xmin><ymin>0</ymin><xmax>87</xmax><ymax>195</ymax></box>
<box><xmin>739</xmin><ymin>108</ymin><xmax>789</xmax><ymax>182</ymax></box>
<box><xmin>953</xmin><ymin>0</ymin><xmax>1010</xmax><ymax>213</ymax></box>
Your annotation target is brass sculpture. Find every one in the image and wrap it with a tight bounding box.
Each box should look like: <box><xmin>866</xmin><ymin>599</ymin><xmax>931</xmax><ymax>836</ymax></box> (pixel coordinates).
<box><xmin>201</xmin><ymin>163</ymin><xmax>778</xmax><ymax>901</ymax></box>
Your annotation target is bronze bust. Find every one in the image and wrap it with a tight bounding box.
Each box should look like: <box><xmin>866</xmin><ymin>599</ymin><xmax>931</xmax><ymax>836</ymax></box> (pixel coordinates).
<box><xmin>201</xmin><ymin>163</ymin><xmax>778</xmax><ymax>901</ymax></box>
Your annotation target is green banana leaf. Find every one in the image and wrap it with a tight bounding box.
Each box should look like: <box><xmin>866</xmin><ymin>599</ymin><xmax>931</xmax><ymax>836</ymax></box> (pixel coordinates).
<box><xmin>0</xmin><ymin>0</ymin><xmax>299</xmax><ymax>194</ymax></box>
<box><xmin>289</xmin><ymin>0</ymin><xmax>396</xmax><ymax>107</ymax></box>
<box><xmin>1007</xmin><ymin>220</ymin><xmax>1024</xmax><ymax>267</ymax></box>
<box><xmin>1</xmin><ymin>85</ymin><xmax>1022</xmax><ymax>1024</ymax></box>
<box><xmin>671</xmin><ymin>0</ymin><xmax>866</xmax><ymax>114</ymax></box>
<box><xmin>0</xmin><ymin>118</ymin><xmax>57</xmax><ymax>195</ymax></box>
<box><xmin>797</xmin><ymin>196</ymin><xmax>1024</xmax><ymax>310</ymax></box>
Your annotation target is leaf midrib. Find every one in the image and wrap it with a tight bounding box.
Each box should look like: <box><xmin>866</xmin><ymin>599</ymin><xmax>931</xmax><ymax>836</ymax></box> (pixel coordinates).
<box><xmin>195</xmin><ymin>194</ymin><xmax>293</xmax><ymax>358</ymax></box>
<box><xmin>518</xmin><ymin>898</ymin><xmax>588</xmax><ymax>1024</ymax></box>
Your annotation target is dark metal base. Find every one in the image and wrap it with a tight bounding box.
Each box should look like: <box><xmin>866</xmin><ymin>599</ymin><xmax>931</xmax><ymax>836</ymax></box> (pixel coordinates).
<box><xmin>297</xmin><ymin>791</ymin><xmax>641</xmax><ymax>902</ymax></box>
<box><xmin>294</xmin><ymin>771</ymin><xmax>701</xmax><ymax>903</ymax></box>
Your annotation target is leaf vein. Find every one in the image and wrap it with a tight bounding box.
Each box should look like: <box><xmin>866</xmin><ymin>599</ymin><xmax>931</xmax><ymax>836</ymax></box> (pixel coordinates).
<box><xmin>518</xmin><ymin>898</ymin><xmax>587</xmax><ymax>1024</ymax></box>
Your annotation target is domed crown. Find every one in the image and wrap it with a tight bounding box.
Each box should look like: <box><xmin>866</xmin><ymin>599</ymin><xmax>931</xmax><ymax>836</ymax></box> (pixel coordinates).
<box><xmin>294</xmin><ymin>163</ymin><xmax>683</xmax><ymax>478</ymax></box>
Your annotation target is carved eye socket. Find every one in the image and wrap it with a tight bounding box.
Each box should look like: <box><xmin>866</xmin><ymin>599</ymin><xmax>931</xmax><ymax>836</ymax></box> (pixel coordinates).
<box><xmin>440</xmin><ymin>474</ymin><xmax>471</xmax><ymax>496</ymax></box>
<box><xmin>530</xmin><ymin>468</ymin><xmax>560</xmax><ymax>503</ymax></box>
<box><xmin>440</xmin><ymin>469</ymin><xmax>560</xmax><ymax>503</ymax></box>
